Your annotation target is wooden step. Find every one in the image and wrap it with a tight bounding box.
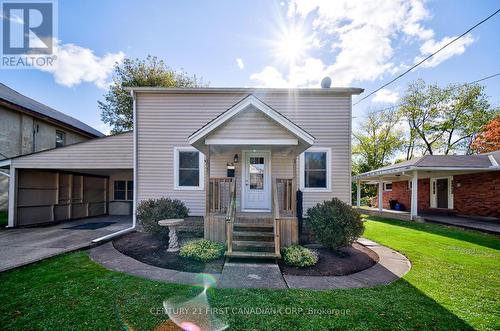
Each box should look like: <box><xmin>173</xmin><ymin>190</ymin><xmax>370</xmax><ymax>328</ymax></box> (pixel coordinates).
<box><xmin>233</xmin><ymin>231</ymin><xmax>274</xmax><ymax>238</ymax></box>
<box><xmin>225</xmin><ymin>251</ymin><xmax>280</xmax><ymax>259</ymax></box>
<box><xmin>234</xmin><ymin>222</ymin><xmax>273</xmax><ymax>228</ymax></box>
<box><xmin>233</xmin><ymin>240</ymin><xmax>274</xmax><ymax>247</ymax></box>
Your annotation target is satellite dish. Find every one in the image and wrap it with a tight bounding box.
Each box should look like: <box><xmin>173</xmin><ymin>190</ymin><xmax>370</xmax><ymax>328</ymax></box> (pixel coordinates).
<box><xmin>321</xmin><ymin>76</ymin><xmax>332</xmax><ymax>88</ymax></box>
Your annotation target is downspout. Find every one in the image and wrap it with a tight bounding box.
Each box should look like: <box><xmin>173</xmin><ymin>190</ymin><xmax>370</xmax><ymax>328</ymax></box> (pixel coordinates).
<box><xmin>92</xmin><ymin>90</ymin><xmax>137</xmax><ymax>243</ymax></box>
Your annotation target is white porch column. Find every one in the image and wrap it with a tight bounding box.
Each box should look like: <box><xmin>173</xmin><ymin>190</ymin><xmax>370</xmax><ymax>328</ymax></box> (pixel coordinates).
<box><xmin>356</xmin><ymin>180</ymin><xmax>361</xmax><ymax>208</ymax></box>
<box><xmin>7</xmin><ymin>167</ymin><xmax>16</xmax><ymax>227</ymax></box>
<box><xmin>411</xmin><ymin>170</ymin><xmax>418</xmax><ymax>220</ymax></box>
<box><xmin>378</xmin><ymin>178</ymin><xmax>383</xmax><ymax>212</ymax></box>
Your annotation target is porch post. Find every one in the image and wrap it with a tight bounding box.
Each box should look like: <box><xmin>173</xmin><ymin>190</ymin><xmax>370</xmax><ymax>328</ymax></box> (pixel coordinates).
<box><xmin>356</xmin><ymin>180</ymin><xmax>361</xmax><ymax>208</ymax></box>
<box><xmin>292</xmin><ymin>156</ymin><xmax>297</xmax><ymax>216</ymax></box>
<box><xmin>205</xmin><ymin>146</ymin><xmax>211</xmax><ymax>216</ymax></box>
<box><xmin>411</xmin><ymin>170</ymin><xmax>418</xmax><ymax>220</ymax></box>
<box><xmin>378</xmin><ymin>178</ymin><xmax>383</xmax><ymax>212</ymax></box>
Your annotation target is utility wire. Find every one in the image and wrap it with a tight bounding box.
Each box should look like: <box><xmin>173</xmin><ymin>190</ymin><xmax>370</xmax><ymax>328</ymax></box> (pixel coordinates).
<box><xmin>352</xmin><ymin>71</ymin><xmax>500</xmax><ymax>118</ymax></box>
<box><xmin>352</xmin><ymin>8</ymin><xmax>500</xmax><ymax>106</ymax></box>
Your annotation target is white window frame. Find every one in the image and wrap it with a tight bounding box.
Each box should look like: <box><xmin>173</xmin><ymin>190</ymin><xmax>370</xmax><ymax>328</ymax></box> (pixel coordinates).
<box><xmin>113</xmin><ymin>180</ymin><xmax>133</xmax><ymax>201</ymax></box>
<box><xmin>174</xmin><ymin>147</ymin><xmax>205</xmax><ymax>191</ymax></box>
<box><xmin>384</xmin><ymin>182</ymin><xmax>393</xmax><ymax>192</ymax></box>
<box><xmin>299</xmin><ymin>147</ymin><xmax>331</xmax><ymax>192</ymax></box>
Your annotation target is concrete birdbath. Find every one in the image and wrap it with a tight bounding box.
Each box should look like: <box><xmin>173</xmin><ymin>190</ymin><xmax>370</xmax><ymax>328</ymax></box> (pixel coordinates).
<box><xmin>158</xmin><ymin>219</ymin><xmax>184</xmax><ymax>252</ymax></box>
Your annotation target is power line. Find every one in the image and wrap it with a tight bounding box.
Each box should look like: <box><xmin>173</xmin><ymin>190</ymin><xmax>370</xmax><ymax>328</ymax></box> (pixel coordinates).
<box><xmin>352</xmin><ymin>8</ymin><xmax>500</xmax><ymax>106</ymax></box>
<box><xmin>353</xmin><ymin>71</ymin><xmax>500</xmax><ymax>118</ymax></box>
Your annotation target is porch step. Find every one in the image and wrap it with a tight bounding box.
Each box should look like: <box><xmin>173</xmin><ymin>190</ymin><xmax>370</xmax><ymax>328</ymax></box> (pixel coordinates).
<box><xmin>233</xmin><ymin>240</ymin><xmax>274</xmax><ymax>248</ymax></box>
<box><xmin>233</xmin><ymin>231</ymin><xmax>274</xmax><ymax>238</ymax></box>
<box><xmin>225</xmin><ymin>251</ymin><xmax>280</xmax><ymax>259</ymax></box>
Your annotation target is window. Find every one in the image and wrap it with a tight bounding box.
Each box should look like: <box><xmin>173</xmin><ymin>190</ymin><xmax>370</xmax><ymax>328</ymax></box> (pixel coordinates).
<box><xmin>174</xmin><ymin>147</ymin><xmax>204</xmax><ymax>190</ymax></box>
<box><xmin>408</xmin><ymin>180</ymin><xmax>412</xmax><ymax>190</ymax></box>
<box><xmin>300</xmin><ymin>147</ymin><xmax>331</xmax><ymax>192</ymax></box>
<box><xmin>249</xmin><ymin>157</ymin><xmax>265</xmax><ymax>190</ymax></box>
<box><xmin>384</xmin><ymin>182</ymin><xmax>393</xmax><ymax>191</ymax></box>
<box><xmin>114</xmin><ymin>180</ymin><xmax>133</xmax><ymax>201</ymax></box>
<box><xmin>55</xmin><ymin>130</ymin><xmax>65</xmax><ymax>148</ymax></box>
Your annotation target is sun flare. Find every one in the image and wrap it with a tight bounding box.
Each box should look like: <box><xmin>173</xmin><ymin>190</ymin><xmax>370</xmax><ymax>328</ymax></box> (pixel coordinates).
<box><xmin>274</xmin><ymin>24</ymin><xmax>311</xmax><ymax>66</ymax></box>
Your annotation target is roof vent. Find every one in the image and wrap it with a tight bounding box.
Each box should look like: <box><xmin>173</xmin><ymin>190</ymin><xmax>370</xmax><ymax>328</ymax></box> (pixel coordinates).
<box><xmin>321</xmin><ymin>76</ymin><xmax>332</xmax><ymax>88</ymax></box>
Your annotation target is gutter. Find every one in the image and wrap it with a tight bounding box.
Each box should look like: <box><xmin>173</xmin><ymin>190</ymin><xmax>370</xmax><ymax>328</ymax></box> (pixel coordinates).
<box><xmin>92</xmin><ymin>91</ymin><xmax>138</xmax><ymax>243</ymax></box>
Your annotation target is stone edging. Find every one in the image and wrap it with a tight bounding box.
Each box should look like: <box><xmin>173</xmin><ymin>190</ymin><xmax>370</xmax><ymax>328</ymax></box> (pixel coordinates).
<box><xmin>89</xmin><ymin>239</ymin><xmax>411</xmax><ymax>289</ymax></box>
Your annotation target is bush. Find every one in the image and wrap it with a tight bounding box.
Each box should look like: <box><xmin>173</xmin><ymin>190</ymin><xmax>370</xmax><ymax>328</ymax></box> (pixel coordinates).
<box><xmin>307</xmin><ymin>198</ymin><xmax>364</xmax><ymax>250</ymax></box>
<box><xmin>137</xmin><ymin>198</ymin><xmax>189</xmax><ymax>239</ymax></box>
<box><xmin>281</xmin><ymin>245</ymin><xmax>318</xmax><ymax>268</ymax></box>
<box><xmin>179</xmin><ymin>239</ymin><xmax>225</xmax><ymax>262</ymax></box>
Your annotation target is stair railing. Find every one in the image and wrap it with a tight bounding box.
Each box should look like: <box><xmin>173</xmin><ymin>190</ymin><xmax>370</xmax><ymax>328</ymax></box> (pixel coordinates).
<box><xmin>225</xmin><ymin>178</ymin><xmax>237</xmax><ymax>253</ymax></box>
<box><xmin>272</xmin><ymin>178</ymin><xmax>281</xmax><ymax>257</ymax></box>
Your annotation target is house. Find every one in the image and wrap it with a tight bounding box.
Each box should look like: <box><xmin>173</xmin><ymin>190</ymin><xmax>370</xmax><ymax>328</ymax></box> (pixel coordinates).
<box><xmin>0</xmin><ymin>86</ymin><xmax>363</xmax><ymax>258</ymax></box>
<box><xmin>353</xmin><ymin>152</ymin><xmax>500</xmax><ymax>221</ymax></box>
<box><xmin>0</xmin><ymin>83</ymin><xmax>104</xmax><ymax>211</ymax></box>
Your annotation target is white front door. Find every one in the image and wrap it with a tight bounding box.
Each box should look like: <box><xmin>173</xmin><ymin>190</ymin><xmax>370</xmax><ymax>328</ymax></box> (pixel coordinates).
<box><xmin>242</xmin><ymin>151</ymin><xmax>271</xmax><ymax>211</ymax></box>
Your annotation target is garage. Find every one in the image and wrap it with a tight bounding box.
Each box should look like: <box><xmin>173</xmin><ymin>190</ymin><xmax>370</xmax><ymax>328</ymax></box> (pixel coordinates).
<box><xmin>1</xmin><ymin>132</ymin><xmax>133</xmax><ymax>227</ymax></box>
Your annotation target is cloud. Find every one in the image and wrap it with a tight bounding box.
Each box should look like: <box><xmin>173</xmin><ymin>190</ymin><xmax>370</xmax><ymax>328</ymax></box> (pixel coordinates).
<box><xmin>416</xmin><ymin>34</ymin><xmax>474</xmax><ymax>68</ymax></box>
<box><xmin>372</xmin><ymin>88</ymin><xmax>399</xmax><ymax>103</ymax></box>
<box><xmin>250</xmin><ymin>66</ymin><xmax>288</xmax><ymax>87</ymax></box>
<box><xmin>251</xmin><ymin>0</ymin><xmax>473</xmax><ymax>87</ymax></box>
<box><xmin>39</xmin><ymin>41</ymin><xmax>125</xmax><ymax>88</ymax></box>
<box><xmin>236</xmin><ymin>58</ymin><xmax>244</xmax><ymax>69</ymax></box>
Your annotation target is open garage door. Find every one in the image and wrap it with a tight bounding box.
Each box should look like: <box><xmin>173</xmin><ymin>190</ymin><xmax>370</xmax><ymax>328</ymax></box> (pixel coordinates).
<box><xmin>16</xmin><ymin>169</ymin><xmax>108</xmax><ymax>226</ymax></box>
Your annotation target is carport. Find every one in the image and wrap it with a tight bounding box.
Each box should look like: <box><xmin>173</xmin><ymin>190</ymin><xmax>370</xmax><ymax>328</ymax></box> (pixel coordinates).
<box><xmin>0</xmin><ymin>132</ymin><xmax>133</xmax><ymax>227</ymax></box>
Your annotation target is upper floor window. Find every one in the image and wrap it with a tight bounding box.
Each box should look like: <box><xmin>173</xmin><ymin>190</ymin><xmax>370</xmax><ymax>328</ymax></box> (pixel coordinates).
<box><xmin>300</xmin><ymin>147</ymin><xmax>331</xmax><ymax>192</ymax></box>
<box><xmin>114</xmin><ymin>180</ymin><xmax>133</xmax><ymax>201</ymax></box>
<box><xmin>55</xmin><ymin>130</ymin><xmax>65</xmax><ymax>148</ymax></box>
<box><xmin>174</xmin><ymin>147</ymin><xmax>204</xmax><ymax>190</ymax></box>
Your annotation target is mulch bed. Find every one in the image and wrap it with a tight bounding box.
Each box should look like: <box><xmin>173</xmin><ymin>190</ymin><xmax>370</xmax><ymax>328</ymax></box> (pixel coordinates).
<box><xmin>113</xmin><ymin>231</ymin><xmax>224</xmax><ymax>274</ymax></box>
<box><xmin>279</xmin><ymin>243</ymin><xmax>379</xmax><ymax>276</ymax></box>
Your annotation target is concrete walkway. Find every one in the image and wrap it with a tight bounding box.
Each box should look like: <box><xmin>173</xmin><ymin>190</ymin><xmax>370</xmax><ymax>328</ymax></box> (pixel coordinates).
<box><xmin>0</xmin><ymin>215</ymin><xmax>131</xmax><ymax>272</ymax></box>
<box><xmin>421</xmin><ymin>214</ymin><xmax>500</xmax><ymax>235</ymax></box>
<box><xmin>89</xmin><ymin>238</ymin><xmax>411</xmax><ymax>290</ymax></box>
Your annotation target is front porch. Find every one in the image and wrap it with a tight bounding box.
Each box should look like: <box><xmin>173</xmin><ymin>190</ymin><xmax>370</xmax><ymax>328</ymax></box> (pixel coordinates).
<box><xmin>188</xmin><ymin>95</ymin><xmax>315</xmax><ymax>258</ymax></box>
<box><xmin>354</xmin><ymin>206</ymin><xmax>412</xmax><ymax>221</ymax></box>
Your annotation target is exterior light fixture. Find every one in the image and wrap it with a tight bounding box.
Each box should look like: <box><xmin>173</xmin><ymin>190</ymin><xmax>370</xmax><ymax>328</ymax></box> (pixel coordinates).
<box><xmin>233</xmin><ymin>154</ymin><xmax>239</xmax><ymax>163</ymax></box>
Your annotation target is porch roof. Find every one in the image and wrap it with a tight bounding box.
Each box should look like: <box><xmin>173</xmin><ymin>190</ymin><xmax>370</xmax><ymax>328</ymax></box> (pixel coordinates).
<box><xmin>188</xmin><ymin>94</ymin><xmax>315</xmax><ymax>152</ymax></box>
<box><xmin>353</xmin><ymin>151</ymin><xmax>500</xmax><ymax>182</ymax></box>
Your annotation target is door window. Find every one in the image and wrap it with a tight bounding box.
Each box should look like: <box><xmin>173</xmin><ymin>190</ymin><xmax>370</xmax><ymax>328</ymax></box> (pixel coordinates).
<box><xmin>249</xmin><ymin>157</ymin><xmax>264</xmax><ymax>190</ymax></box>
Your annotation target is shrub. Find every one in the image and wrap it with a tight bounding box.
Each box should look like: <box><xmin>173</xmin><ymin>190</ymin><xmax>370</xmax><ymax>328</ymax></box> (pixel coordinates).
<box><xmin>281</xmin><ymin>245</ymin><xmax>318</xmax><ymax>268</ymax></box>
<box><xmin>179</xmin><ymin>239</ymin><xmax>225</xmax><ymax>262</ymax></box>
<box><xmin>307</xmin><ymin>198</ymin><xmax>364</xmax><ymax>250</ymax></box>
<box><xmin>137</xmin><ymin>197</ymin><xmax>189</xmax><ymax>239</ymax></box>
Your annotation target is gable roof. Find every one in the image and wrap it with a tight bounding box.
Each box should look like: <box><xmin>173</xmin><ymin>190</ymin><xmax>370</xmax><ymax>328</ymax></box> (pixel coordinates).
<box><xmin>353</xmin><ymin>151</ymin><xmax>500</xmax><ymax>180</ymax></box>
<box><xmin>188</xmin><ymin>94</ymin><xmax>315</xmax><ymax>145</ymax></box>
<box><xmin>0</xmin><ymin>83</ymin><xmax>104</xmax><ymax>138</ymax></box>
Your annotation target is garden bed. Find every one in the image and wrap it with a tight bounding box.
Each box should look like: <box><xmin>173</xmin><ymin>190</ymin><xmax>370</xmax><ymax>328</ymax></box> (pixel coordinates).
<box><xmin>113</xmin><ymin>231</ymin><xmax>224</xmax><ymax>274</ymax></box>
<box><xmin>278</xmin><ymin>243</ymin><xmax>378</xmax><ymax>276</ymax></box>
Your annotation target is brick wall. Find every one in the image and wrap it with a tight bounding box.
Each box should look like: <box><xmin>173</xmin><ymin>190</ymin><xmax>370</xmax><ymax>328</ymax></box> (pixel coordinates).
<box><xmin>373</xmin><ymin>173</ymin><xmax>500</xmax><ymax>217</ymax></box>
<box><xmin>454</xmin><ymin>172</ymin><xmax>500</xmax><ymax>217</ymax></box>
<box><xmin>373</xmin><ymin>179</ymin><xmax>430</xmax><ymax>212</ymax></box>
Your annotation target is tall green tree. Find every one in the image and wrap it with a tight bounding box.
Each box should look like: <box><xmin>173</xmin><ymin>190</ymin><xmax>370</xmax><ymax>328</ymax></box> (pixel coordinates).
<box><xmin>99</xmin><ymin>55</ymin><xmax>204</xmax><ymax>133</ymax></box>
<box><xmin>353</xmin><ymin>109</ymin><xmax>405</xmax><ymax>173</ymax></box>
<box><xmin>399</xmin><ymin>79</ymin><xmax>495</xmax><ymax>157</ymax></box>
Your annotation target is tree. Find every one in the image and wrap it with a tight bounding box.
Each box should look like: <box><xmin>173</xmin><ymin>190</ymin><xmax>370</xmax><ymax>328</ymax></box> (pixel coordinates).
<box><xmin>353</xmin><ymin>109</ymin><xmax>405</xmax><ymax>173</ymax></box>
<box><xmin>399</xmin><ymin>79</ymin><xmax>495</xmax><ymax>157</ymax></box>
<box><xmin>99</xmin><ymin>56</ymin><xmax>204</xmax><ymax>133</ymax></box>
<box><xmin>470</xmin><ymin>115</ymin><xmax>500</xmax><ymax>153</ymax></box>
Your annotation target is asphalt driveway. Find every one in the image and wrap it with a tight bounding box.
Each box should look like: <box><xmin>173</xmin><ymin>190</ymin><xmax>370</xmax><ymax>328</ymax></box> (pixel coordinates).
<box><xmin>0</xmin><ymin>215</ymin><xmax>132</xmax><ymax>272</ymax></box>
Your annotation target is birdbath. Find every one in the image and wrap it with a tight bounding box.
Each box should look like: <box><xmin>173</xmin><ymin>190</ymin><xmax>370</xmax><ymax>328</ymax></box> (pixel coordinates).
<box><xmin>158</xmin><ymin>219</ymin><xmax>184</xmax><ymax>252</ymax></box>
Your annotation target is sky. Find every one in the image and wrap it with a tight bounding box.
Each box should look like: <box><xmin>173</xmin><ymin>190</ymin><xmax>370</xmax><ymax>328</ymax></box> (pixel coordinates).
<box><xmin>1</xmin><ymin>0</ymin><xmax>499</xmax><ymax>134</ymax></box>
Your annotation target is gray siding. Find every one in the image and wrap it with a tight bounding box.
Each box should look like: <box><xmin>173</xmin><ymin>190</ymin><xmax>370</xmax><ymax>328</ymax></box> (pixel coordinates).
<box><xmin>207</xmin><ymin>105</ymin><xmax>296</xmax><ymax>141</ymax></box>
<box><xmin>136</xmin><ymin>92</ymin><xmax>352</xmax><ymax>216</ymax></box>
<box><xmin>11</xmin><ymin>132</ymin><xmax>133</xmax><ymax>169</ymax></box>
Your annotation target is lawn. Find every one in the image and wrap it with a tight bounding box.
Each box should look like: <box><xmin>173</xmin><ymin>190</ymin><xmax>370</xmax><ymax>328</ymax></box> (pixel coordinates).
<box><xmin>0</xmin><ymin>217</ymin><xmax>498</xmax><ymax>330</ymax></box>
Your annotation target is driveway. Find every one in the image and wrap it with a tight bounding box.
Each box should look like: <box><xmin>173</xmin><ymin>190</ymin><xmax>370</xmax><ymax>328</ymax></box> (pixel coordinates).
<box><xmin>0</xmin><ymin>215</ymin><xmax>132</xmax><ymax>272</ymax></box>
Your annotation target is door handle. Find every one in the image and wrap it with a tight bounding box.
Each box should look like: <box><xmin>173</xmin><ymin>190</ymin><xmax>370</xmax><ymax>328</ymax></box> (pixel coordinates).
<box><xmin>245</xmin><ymin>180</ymin><xmax>249</xmax><ymax>186</ymax></box>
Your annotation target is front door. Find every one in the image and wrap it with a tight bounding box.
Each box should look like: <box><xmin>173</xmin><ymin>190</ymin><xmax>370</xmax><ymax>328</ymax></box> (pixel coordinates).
<box><xmin>436</xmin><ymin>178</ymin><xmax>448</xmax><ymax>208</ymax></box>
<box><xmin>243</xmin><ymin>151</ymin><xmax>271</xmax><ymax>211</ymax></box>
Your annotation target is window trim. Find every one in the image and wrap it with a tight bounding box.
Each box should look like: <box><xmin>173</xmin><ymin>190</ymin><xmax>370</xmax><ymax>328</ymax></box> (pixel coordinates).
<box><xmin>299</xmin><ymin>147</ymin><xmax>331</xmax><ymax>192</ymax></box>
<box><xmin>174</xmin><ymin>146</ymin><xmax>205</xmax><ymax>191</ymax></box>
<box><xmin>383</xmin><ymin>182</ymin><xmax>393</xmax><ymax>192</ymax></box>
<box><xmin>55</xmin><ymin>130</ymin><xmax>65</xmax><ymax>148</ymax></box>
<box><xmin>114</xmin><ymin>180</ymin><xmax>133</xmax><ymax>201</ymax></box>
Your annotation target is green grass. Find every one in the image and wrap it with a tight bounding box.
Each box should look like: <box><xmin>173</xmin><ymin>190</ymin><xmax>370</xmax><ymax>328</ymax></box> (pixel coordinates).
<box><xmin>0</xmin><ymin>210</ymin><xmax>7</xmax><ymax>227</ymax></box>
<box><xmin>0</xmin><ymin>217</ymin><xmax>498</xmax><ymax>330</ymax></box>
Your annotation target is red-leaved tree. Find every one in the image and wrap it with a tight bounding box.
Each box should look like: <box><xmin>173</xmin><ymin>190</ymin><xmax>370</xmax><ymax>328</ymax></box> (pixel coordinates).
<box><xmin>471</xmin><ymin>115</ymin><xmax>500</xmax><ymax>153</ymax></box>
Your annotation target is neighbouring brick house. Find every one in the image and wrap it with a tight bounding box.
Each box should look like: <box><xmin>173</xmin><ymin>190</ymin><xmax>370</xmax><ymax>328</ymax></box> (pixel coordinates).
<box><xmin>353</xmin><ymin>151</ymin><xmax>500</xmax><ymax>220</ymax></box>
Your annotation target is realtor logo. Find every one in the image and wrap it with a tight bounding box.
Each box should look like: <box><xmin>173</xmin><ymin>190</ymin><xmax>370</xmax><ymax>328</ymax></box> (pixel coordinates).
<box><xmin>1</xmin><ymin>0</ymin><xmax>57</xmax><ymax>68</ymax></box>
